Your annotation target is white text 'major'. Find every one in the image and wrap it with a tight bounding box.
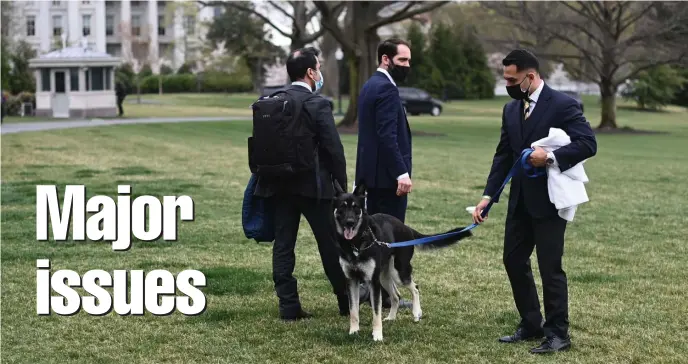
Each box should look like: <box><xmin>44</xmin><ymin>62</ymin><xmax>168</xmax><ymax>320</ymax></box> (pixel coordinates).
<box><xmin>36</xmin><ymin>185</ymin><xmax>195</xmax><ymax>250</ymax></box>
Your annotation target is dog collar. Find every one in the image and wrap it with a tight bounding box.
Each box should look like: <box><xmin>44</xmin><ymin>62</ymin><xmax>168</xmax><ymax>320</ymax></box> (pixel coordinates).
<box><xmin>349</xmin><ymin>227</ymin><xmax>390</xmax><ymax>256</ymax></box>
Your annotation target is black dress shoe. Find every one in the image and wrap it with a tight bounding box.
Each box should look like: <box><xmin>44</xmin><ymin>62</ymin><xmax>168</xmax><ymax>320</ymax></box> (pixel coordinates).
<box><xmin>498</xmin><ymin>327</ymin><xmax>545</xmax><ymax>343</ymax></box>
<box><xmin>530</xmin><ymin>335</ymin><xmax>571</xmax><ymax>354</ymax></box>
<box><xmin>280</xmin><ymin>309</ymin><xmax>313</xmax><ymax>321</ymax></box>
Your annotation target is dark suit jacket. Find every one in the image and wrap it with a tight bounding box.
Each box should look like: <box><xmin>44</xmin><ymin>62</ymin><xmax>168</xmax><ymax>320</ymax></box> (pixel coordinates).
<box><xmin>483</xmin><ymin>83</ymin><xmax>597</xmax><ymax>218</ymax></box>
<box><xmin>254</xmin><ymin>85</ymin><xmax>347</xmax><ymax>200</ymax></box>
<box><xmin>355</xmin><ymin>71</ymin><xmax>412</xmax><ymax>189</ymax></box>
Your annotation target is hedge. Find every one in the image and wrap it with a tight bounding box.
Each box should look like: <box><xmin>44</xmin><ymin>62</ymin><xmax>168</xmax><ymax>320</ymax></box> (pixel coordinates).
<box><xmin>2</xmin><ymin>91</ymin><xmax>36</xmax><ymax>116</ymax></box>
<box><xmin>138</xmin><ymin>73</ymin><xmax>253</xmax><ymax>94</ymax></box>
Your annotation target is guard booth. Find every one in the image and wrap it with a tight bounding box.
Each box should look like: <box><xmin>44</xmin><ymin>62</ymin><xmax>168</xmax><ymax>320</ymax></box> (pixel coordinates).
<box><xmin>29</xmin><ymin>44</ymin><xmax>121</xmax><ymax>118</ymax></box>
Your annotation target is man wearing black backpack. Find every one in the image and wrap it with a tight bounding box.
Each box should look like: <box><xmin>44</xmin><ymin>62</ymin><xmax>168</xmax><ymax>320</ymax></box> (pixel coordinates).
<box><xmin>250</xmin><ymin>47</ymin><xmax>349</xmax><ymax>321</ymax></box>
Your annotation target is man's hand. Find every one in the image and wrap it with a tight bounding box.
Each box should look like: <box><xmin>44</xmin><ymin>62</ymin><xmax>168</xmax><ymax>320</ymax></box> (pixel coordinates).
<box><xmin>397</xmin><ymin>177</ymin><xmax>413</xmax><ymax>196</ymax></box>
<box><xmin>472</xmin><ymin>198</ymin><xmax>491</xmax><ymax>224</ymax></box>
<box><xmin>528</xmin><ymin>147</ymin><xmax>548</xmax><ymax>167</ymax></box>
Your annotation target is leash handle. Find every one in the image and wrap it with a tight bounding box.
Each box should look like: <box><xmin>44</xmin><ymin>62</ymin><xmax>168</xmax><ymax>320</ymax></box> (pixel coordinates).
<box><xmin>385</xmin><ymin>149</ymin><xmax>546</xmax><ymax>248</ymax></box>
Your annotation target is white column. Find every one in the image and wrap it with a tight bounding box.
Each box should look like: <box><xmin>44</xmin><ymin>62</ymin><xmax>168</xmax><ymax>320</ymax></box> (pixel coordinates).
<box><xmin>173</xmin><ymin>2</ymin><xmax>186</xmax><ymax>69</ymax></box>
<box><xmin>147</xmin><ymin>0</ymin><xmax>159</xmax><ymax>70</ymax></box>
<box><xmin>95</xmin><ymin>0</ymin><xmax>106</xmax><ymax>53</ymax></box>
<box><xmin>121</xmin><ymin>0</ymin><xmax>132</xmax><ymax>62</ymax></box>
<box><xmin>38</xmin><ymin>0</ymin><xmax>51</xmax><ymax>53</ymax></box>
<box><xmin>68</xmin><ymin>0</ymin><xmax>80</xmax><ymax>46</ymax></box>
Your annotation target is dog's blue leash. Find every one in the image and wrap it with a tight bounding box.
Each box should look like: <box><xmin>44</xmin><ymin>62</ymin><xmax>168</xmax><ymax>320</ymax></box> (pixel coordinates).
<box><xmin>382</xmin><ymin>149</ymin><xmax>545</xmax><ymax>248</ymax></box>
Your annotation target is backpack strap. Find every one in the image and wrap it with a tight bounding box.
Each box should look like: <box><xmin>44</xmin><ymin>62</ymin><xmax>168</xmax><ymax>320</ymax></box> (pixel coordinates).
<box><xmin>287</xmin><ymin>91</ymin><xmax>323</xmax><ymax>203</ymax></box>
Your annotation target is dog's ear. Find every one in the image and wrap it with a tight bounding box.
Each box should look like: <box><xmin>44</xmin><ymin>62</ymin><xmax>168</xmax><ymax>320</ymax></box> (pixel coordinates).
<box><xmin>333</xmin><ymin>179</ymin><xmax>345</xmax><ymax>196</ymax></box>
<box><xmin>353</xmin><ymin>181</ymin><xmax>367</xmax><ymax>197</ymax></box>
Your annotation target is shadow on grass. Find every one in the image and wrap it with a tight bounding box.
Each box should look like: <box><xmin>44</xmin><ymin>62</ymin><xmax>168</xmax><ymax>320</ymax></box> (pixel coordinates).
<box><xmin>202</xmin><ymin>266</ymin><xmax>268</xmax><ymax>296</ymax></box>
<box><xmin>74</xmin><ymin>168</ymin><xmax>104</xmax><ymax>178</ymax></box>
<box><xmin>112</xmin><ymin>166</ymin><xmax>156</xmax><ymax>176</ymax></box>
<box><xmin>617</xmin><ymin>105</ymin><xmax>672</xmax><ymax>113</ymax></box>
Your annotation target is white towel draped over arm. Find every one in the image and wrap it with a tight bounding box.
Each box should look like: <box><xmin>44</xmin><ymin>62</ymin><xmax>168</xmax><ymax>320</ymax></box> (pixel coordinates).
<box><xmin>531</xmin><ymin>128</ymin><xmax>591</xmax><ymax>222</ymax></box>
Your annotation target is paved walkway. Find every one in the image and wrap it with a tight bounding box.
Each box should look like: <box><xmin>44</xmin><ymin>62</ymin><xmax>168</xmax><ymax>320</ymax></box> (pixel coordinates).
<box><xmin>1</xmin><ymin>116</ymin><xmax>245</xmax><ymax>135</ymax></box>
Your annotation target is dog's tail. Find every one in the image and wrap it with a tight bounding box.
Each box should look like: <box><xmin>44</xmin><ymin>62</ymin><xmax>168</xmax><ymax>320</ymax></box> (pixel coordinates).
<box><xmin>411</xmin><ymin>226</ymin><xmax>473</xmax><ymax>250</ymax></box>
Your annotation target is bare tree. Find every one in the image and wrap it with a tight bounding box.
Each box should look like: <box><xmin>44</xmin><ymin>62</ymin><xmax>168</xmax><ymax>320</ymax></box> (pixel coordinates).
<box><xmin>198</xmin><ymin>1</ymin><xmax>325</xmax><ymax>52</ymax></box>
<box><xmin>315</xmin><ymin>1</ymin><xmax>449</xmax><ymax>128</ymax></box>
<box><xmin>483</xmin><ymin>1</ymin><xmax>688</xmax><ymax>130</ymax></box>
<box><xmin>318</xmin><ymin>31</ymin><xmax>341</xmax><ymax>98</ymax></box>
<box><xmin>119</xmin><ymin>20</ymin><xmax>151</xmax><ymax>103</ymax></box>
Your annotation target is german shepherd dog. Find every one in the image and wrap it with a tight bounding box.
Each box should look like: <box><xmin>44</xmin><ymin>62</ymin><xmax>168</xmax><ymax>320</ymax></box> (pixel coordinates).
<box><xmin>332</xmin><ymin>181</ymin><xmax>473</xmax><ymax>341</ymax></box>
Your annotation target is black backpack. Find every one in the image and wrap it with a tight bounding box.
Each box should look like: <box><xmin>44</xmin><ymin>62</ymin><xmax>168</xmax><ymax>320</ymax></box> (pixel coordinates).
<box><xmin>248</xmin><ymin>90</ymin><xmax>318</xmax><ymax>178</ymax></box>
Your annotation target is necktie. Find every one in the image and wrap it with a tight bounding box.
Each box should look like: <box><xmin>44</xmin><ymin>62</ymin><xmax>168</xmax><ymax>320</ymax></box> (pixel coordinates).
<box><xmin>523</xmin><ymin>98</ymin><xmax>533</xmax><ymax>120</ymax></box>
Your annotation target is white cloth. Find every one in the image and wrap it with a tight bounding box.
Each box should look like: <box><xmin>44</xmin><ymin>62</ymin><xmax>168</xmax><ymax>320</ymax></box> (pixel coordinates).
<box><xmin>531</xmin><ymin>128</ymin><xmax>590</xmax><ymax>222</ymax></box>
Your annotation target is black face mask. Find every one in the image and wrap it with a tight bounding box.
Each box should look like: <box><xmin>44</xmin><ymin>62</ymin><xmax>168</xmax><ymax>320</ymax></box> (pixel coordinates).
<box><xmin>388</xmin><ymin>62</ymin><xmax>410</xmax><ymax>83</ymax></box>
<box><xmin>506</xmin><ymin>75</ymin><xmax>532</xmax><ymax>100</ymax></box>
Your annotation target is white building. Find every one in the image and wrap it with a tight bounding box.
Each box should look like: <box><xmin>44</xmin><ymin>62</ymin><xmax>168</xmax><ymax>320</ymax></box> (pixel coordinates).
<box><xmin>29</xmin><ymin>43</ymin><xmax>121</xmax><ymax>118</ymax></box>
<box><xmin>6</xmin><ymin>0</ymin><xmax>218</xmax><ymax>70</ymax></box>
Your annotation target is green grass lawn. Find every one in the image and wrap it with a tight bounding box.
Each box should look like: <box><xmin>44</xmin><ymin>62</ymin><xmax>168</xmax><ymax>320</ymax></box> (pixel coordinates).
<box><xmin>2</xmin><ymin>97</ymin><xmax>687</xmax><ymax>363</ymax></box>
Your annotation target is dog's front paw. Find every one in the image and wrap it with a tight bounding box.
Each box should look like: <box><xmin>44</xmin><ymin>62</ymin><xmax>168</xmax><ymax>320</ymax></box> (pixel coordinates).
<box><xmin>383</xmin><ymin>315</ymin><xmax>396</xmax><ymax>321</ymax></box>
<box><xmin>372</xmin><ymin>330</ymin><xmax>383</xmax><ymax>342</ymax></box>
<box><xmin>413</xmin><ymin>310</ymin><xmax>422</xmax><ymax>322</ymax></box>
<box><xmin>349</xmin><ymin>326</ymin><xmax>359</xmax><ymax>335</ymax></box>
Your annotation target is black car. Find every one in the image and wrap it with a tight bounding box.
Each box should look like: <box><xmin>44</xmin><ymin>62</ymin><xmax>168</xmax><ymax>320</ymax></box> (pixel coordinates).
<box><xmin>260</xmin><ymin>84</ymin><xmax>334</xmax><ymax>110</ymax></box>
<box><xmin>398</xmin><ymin>87</ymin><xmax>443</xmax><ymax>116</ymax></box>
<box><xmin>560</xmin><ymin>90</ymin><xmax>585</xmax><ymax>113</ymax></box>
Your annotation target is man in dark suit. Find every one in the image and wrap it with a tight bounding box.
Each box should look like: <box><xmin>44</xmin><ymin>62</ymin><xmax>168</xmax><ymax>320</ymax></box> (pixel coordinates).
<box><xmin>472</xmin><ymin>49</ymin><xmax>597</xmax><ymax>354</ymax></box>
<box><xmin>254</xmin><ymin>47</ymin><xmax>349</xmax><ymax>321</ymax></box>
<box><xmin>355</xmin><ymin>38</ymin><xmax>413</xmax><ymax>309</ymax></box>
<box><xmin>115</xmin><ymin>81</ymin><xmax>126</xmax><ymax>117</ymax></box>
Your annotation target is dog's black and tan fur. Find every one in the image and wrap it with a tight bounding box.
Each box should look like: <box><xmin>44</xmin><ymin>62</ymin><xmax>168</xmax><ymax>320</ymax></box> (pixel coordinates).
<box><xmin>332</xmin><ymin>181</ymin><xmax>472</xmax><ymax>341</ymax></box>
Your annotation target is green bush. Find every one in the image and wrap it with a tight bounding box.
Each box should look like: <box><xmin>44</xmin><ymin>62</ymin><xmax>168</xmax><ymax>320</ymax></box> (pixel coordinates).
<box><xmin>115</xmin><ymin>63</ymin><xmax>136</xmax><ymax>94</ymax></box>
<box><xmin>622</xmin><ymin>65</ymin><xmax>686</xmax><ymax>110</ymax></box>
<box><xmin>403</xmin><ymin>21</ymin><xmax>494</xmax><ymax>100</ymax></box>
<box><xmin>3</xmin><ymin>92</ymin><xmax>36</xmax><ymax>116</ymax></box>
<box><xmin>160</xmin><ymin>65</ymin><xmax>174</xmax><ymax>75</ymax></box>
<box><xmin>138</xmin><ymin>73</ymin><xmax>253</xmax><ymax>94</ymax></box>
<box><xmin>177</xmin><ymin>62</ymin><xmax>194</xmax><ymax>74</ymax></box>
<box><xmin>200</xmin><ymin>71</ymin><xmax>253</xmax><ymax>93</ymax></box>
<box><xmin>139</xmin><ymin>64</ymin><xmax>153</xmax><ymax>78</ymax></box>
<box><xmin>671</xmin><ymin>67</ymin><xmax>688</xmax><ymax>107</ymax></box>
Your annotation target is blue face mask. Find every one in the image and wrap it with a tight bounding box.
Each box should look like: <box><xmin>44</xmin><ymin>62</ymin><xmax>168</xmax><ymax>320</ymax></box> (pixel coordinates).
<box><xmin>314</xmin><ymin>70</ymin><xmax>324</xmax><ymax>92</ymax></box>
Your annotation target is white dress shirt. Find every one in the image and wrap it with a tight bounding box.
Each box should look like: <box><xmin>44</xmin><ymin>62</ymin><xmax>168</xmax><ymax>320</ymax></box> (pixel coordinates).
<box><xmin>292</xmin><ymin>81</ymin><xmax>312</xmax><ymax>92</ymax></box>
<box><xmin>526</xmin><ymin>81</ymin><xmax>558</xmax><ymax>166</ymax></box>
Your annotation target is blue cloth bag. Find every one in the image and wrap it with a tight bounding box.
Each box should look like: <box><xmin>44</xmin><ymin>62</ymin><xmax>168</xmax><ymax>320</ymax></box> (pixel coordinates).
<box><xmin>241</xmin><ymin>174</ymin><xmax>276</xmax><ymax>243</ymax></box>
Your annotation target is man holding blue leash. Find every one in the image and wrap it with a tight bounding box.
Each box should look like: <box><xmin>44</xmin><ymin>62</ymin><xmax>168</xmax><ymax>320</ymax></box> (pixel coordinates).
<box><xmin>472</xmin><ymin>49</ymin><xmax>597</xmax><ymax>354</ymax></box>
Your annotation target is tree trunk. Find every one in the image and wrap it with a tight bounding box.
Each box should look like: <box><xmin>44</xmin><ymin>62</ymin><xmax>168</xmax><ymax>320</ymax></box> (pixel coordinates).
<box><xmin>136</xmin><ymin>75</ymin><xmax>141</xmax><ymax>104</ymax></box>
<box><xmin>158</xmin><ymin>74</ymin><xmax>163</xmax><ymax>95</ymax></box>
<box><xmin>598</xmin><ymin>79</ymin><xmax>617</xmax><ymax>129</ymax></box>
<box><xmin>337</xmin><ymin>2</ymin><xmax>380</xmax><ymax>128</ymax></box>
<box><xmin>339</xmin><ymin>55</ymin><xmax>360</xmax><ymax>127</ymax></box>
<box><xmin>320</xmin><ymin>32</ymin><xmax>339</xmax><ymax>97</ymax></box>
<box><xmin>289</xmin><ymin>1</ymin><xmax>307</xmax><ymax>52</ymax></box>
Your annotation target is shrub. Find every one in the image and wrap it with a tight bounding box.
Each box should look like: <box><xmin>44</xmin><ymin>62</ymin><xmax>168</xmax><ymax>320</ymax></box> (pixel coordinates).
<box><xmin>177</xmin><ymin>62</ymin><xmax>194</xmax><ymax>74</ymax></box>
<box><xmin>138</xmin><ymin>64</ymin><xmax>153</xmax><ymax>78</ymax></box>
<box><xmin>200</xmin><ymin>71</ymin><xmax>253</xmax><ymax>93</ymax></box>
<box><xmin>671</xmin><ymin>67</ymin><xmax>688</xmax><ymax>107</ymax></box>
<box><xmin>622</xmin><ymin>65</ymin><xmax>686</xmax><ymax>110</ymax></box>
<box><xmin>139</xmin><ymin>73</ymin><xmax>253</xmax><ymax>94</ymax></box>
<box><xmin>160</xmin><ymin>64</ymin><xmax>174</xmax><ymax>75</ymax></box>
<box><xmin>4</xmin><ymin>94</ymin><xmax>21</xmax><ymax>115</ymax></box>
